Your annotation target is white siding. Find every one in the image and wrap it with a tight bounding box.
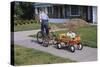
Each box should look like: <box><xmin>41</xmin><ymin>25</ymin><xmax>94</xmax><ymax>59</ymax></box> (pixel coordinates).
<box><xmin>35</xmin><ymin>8</ymin><xmax>38</xmax><ymax>14</ymax></box>
<box><xmin>93</xmin><ymin>6</ymin><xmax>97</xmax><ymax>24</ymax></box>
<box><xmin>45</xmin><ymin>7</ymin><xmax>48</xmax><ymax>14</ymax></box>
<box><xmin>88</xmin><ymin>7</ymin><xmax>91</xmax><ymax>20</ymax></box>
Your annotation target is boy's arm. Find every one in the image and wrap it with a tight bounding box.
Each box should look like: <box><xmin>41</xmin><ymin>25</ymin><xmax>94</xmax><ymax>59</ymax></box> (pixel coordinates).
<box><xmin>39</xmin><ymin>14</ymin><xmax>42</xmax><ymax>22</ymax></box>
<box><xmin>46</xmin><ymin>14</ymin><xmax>49</xmax><ymax>21</ymax></box>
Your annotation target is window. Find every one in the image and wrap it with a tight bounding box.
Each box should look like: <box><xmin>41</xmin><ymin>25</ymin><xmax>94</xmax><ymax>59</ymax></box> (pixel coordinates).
<box><xmin>47</xmin><ymin>7</ymin><xmax>52</xmax><ymax>14</ymax></box>
<box><xmin>37</xmin><ymin>7</ymin><xmax>43</xmax><ymax>14</ymax></box>
<box><xmin>37</xmin><ymin>8</ymin><xmax>40</xmax><ymax>14</ymax></box>
<box><xmin>70</xmin><ymin>6</ymin><xmax>80</xmax><ymax>16</ymax></box>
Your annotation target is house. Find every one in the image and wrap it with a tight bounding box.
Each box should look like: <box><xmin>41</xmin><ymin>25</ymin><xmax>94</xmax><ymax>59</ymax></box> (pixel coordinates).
<box><xmin>34</xmin><ymin>3</ymin><xmax>97</xmax><ymax>24</ymax></box>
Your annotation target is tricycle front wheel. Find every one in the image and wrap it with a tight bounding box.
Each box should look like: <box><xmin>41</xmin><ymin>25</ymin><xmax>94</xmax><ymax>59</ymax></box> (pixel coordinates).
<box><xmin>37</xmin><ymin>31</ymin><xmax>43</xmax><ymax>44</ymax></box>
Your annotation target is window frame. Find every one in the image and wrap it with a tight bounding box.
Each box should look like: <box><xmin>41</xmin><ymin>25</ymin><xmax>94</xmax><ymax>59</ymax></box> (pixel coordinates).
<box><xmin>47</xmin><ymin>6</ymin><xmax>53</xmax><ymax>14</ymax></box>
<box><xmin>70</xmin><ymin>6</ymin><xmax>80</xmax><ymax>16</ymax></box>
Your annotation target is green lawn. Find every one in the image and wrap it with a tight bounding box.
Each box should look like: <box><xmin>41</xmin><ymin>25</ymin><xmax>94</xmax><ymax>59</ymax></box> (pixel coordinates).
<box><xmin>76</xmin><ymin>26</ymin><xmax>97</xmax><ymax>48</ymax></box>
<box><xmin>14</xmin><ymin>45</ymin><xmax>73</xmax><ymax>66</ymax></box>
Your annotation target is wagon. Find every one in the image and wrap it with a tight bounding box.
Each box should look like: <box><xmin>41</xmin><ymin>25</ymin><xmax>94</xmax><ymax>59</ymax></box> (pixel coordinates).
<box><xmin>55</xmin><ymin>33</ymin><xmax>83</xmax><ymax>52</ymax></box>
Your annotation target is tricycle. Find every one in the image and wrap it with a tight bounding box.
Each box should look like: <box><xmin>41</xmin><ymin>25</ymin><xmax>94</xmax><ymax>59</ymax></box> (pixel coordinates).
<box><xmin>36</xmin><ymin>27</ymin><xmax>55</xmax><ymax>47</ymax></box>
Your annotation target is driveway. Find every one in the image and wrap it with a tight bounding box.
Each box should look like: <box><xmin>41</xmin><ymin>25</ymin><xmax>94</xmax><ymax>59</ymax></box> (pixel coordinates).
<box><xmin>13</xmin><ymin>29</ymin><xmax>97</xmax><ymax>62</ymax></box>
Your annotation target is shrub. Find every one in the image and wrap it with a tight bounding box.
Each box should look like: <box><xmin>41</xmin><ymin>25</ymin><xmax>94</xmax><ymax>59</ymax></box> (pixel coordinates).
<box><xmin>14</xmin><ymin>20</ymin><xmax>40</xmax><ymax>26</ymax></box>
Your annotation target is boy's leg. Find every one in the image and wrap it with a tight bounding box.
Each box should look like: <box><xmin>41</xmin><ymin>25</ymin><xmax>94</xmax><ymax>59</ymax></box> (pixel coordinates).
<box><xmin>45</xmin><ymin>22</ymin><xmax>49</xmax><ymax>36</ymax></box>
<box><xmin>41</xmin><ymin>23</ymin><xmax>45</xmax><ymax>37</ymax></box>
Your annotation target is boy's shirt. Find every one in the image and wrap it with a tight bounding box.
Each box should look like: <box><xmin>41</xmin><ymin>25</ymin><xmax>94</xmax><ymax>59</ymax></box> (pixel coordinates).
<box><xmin>39</xmin><ymin>12</ymin><xmax>49</xmax><ymax>22</ymax></box>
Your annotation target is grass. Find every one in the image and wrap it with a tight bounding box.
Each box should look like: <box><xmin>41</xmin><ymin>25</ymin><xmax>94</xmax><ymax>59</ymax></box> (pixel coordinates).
<box><xmin>30</xmin><ymin>25</ymin><xmax>97</xmax><ymax>48</ymax></box>
<box><xmin>76</xmin><ymin>26</ymin><xmax>97</xmax><ymax>48</ymax></box>
<box><xmin>14</xmin><ymin>45</ymin><xmax>73</xmax><ymax>66</ymax></box>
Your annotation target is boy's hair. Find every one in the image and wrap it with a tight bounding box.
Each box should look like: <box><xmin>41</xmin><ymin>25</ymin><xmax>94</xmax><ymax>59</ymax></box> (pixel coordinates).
<box><xmin>39</xmin><ymin>8</ymin><xmax>45</xmax><ymax>12</ymax></box>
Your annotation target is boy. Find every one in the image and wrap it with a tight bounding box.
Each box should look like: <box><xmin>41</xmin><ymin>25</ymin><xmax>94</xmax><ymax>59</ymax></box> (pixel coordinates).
<box><xmin>39</xmin><ymin>9</ymin><xmax>49</xmax><ymax>36</ymax></box>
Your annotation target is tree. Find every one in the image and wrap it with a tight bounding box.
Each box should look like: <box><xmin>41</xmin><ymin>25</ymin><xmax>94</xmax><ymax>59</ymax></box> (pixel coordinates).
<box><xmin>14</xmin><ymin>1</ymin><xmax>35</xmax><ymax>20</ymax></box>
<box><xmin>14</xmin><ymin>2</ymin><xmax>23</xmax><ymax>20</ymax></box>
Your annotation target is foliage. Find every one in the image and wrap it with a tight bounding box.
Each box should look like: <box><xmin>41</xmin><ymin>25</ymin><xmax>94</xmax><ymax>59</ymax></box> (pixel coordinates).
<box><xmin>14</xmin><ymin>1</ymin><xmax>35</xmax><ymax>20</ymax></box>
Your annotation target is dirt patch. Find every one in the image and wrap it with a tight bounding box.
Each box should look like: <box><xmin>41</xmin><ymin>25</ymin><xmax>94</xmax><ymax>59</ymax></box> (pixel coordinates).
<box><xmin>50</xmin><ymin>24</ymin><xmax>66</xmax><ymax>30</ymax></box>
<box><xmin>50</xmin><ymin>25</ymin><xmax>59</xmax><ymax>30</ymax></box>
<box><xmin>64</xmin><ymin>18</ymin><xmax>89</xmax><ymax>31</ymax></box>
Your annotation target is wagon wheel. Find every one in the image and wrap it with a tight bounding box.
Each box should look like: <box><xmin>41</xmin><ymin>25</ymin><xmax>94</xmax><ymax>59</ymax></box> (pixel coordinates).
<box><xmin>69</xmin><ymin>45</ymin><xmax>75</xmax><ymax>52</ymax></box>
<box><xmin>77</xmin><ymin>43</ymin><xmax>83</xmax><ymax>50</ymax></box>
<box><xmin>37</xmin><ymin>31</ymin><xmax>43</xmax><ymax>44</ymax></box>
<box><xmin>56</xmin><ymin>43</ymin><xmax>62</xmax><ymax>49</ymax></box>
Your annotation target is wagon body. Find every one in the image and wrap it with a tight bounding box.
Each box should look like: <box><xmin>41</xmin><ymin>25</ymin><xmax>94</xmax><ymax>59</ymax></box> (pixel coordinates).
<box><xmin>57</xmin><ymin>33</ymin><xmax>81</xmax><ymax>45</ymax></box>
<box><xmin>55</xmin><ymin>33</ymin><xmax>83</xmax><ymax>52</ymax></box>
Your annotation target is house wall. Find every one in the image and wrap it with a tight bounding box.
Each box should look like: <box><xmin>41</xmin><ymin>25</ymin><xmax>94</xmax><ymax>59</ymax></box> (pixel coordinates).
<box><xmin>85</xmin><ymin>6</ymin><xmax>97</xmax><ymax>23</ymax></box>
<box><xmin>35</xmin><ymin>7</ymin><xmax>38</xmax><ymax>14</ymax></box>
<box><xmin>34</xmin><ymin>3</ymin><xmax>97</xmax><ymax>23</ymax></box>
<box><xmin>87</xmin><ymin>7</ymin><xmax>91</xmax><ymax>21</ymax></box>
<box><xmin>87</xmin><ymin>6</ymin><xmax>93</xmax><ymax>23</ymax></box>
<box><xmin>65</xmin><ymin>5</ymin><xmax>70</xmax><ymax>18</ymax></box>
<box><xmin>93</xmin><ymin>6</ymin><xmax>97</xmax><ymax>24</ymax></box>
